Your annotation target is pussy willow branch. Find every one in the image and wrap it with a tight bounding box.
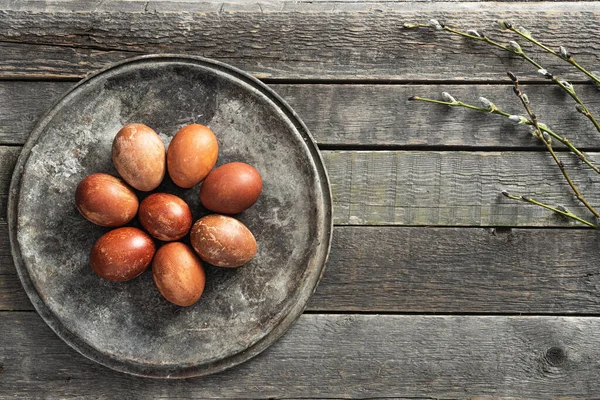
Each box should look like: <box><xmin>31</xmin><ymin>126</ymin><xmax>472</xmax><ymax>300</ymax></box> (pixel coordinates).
<box><xmin>508</xmin><ymin>72</ymin><xmax>600</xmax><ymax>219</ymax></box>
<box><xmin>502</xmin><ymin>191</ymin><xmax>600</xmax><ymax>229</ymax></box>
<box><xmin>407</xmin><ymin>95</ymin><xmax>600</xmax><ymax>174</ymax></box>
<box><xmin>404</xmin><ymin>22</ymin><xmax>539</xmax><ymax>65</ymax></box>
<box><xmin>501</xmin><ymin>21</ymin><xmax>600</xmax><ymax>86</ymax></box>
<box><xmin>404</xmin><ymin>21</ymin><xmax>600</xmax><ymax>134</ymax></box>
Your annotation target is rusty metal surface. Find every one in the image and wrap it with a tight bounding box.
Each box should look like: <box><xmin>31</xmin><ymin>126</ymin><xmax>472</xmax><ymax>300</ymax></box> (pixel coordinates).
<box><xmin>8</xmin><ymin>55</ymin><xmax>332</xmax><ymax>378</ymax></box>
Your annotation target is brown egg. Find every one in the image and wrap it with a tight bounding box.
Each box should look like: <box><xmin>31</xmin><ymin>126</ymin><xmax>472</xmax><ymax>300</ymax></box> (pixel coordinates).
<box><xmin>152</xmin><ymin>242</ymin><xmax>206</xmax><ymax>306</ymax></box>
<box><xmin>190</xmin><ymin>214</ymin><xmax>257</xmax><ymax>267</ymax></box>
<box><xmin>112</xmin><ymin>123</ymin><xmax>166</xmax><ymax>191</ymax></box>
<box><xmin>167</xmin><ymin>124</ymin><xmax>218</xmax><ymax>188</ymax></box>
<box><xmin>138</xmin><ymin>193</ymin><xmax>192</xmax><ymax>241</ymax></box>
<box><xmin>200</xmin><ymin>162</ymin><xmax>262</xmax><ymax>214</ymax></box>
<box><xmin>75</xmin><ymin>173</ymin><xmax>138</xmax><ymax>227</ymax></box>
<box><xmin>90</xmin><ymin>227</ymin><xmax>155</xmax><ymax>282</ymax></box>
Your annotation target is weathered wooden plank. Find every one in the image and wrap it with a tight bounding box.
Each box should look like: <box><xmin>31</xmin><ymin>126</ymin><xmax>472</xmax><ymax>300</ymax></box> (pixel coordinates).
<box><xmin>1</xmin><ymin>3</ymin><xmax>600</xmax><ymax>80</ymax></box>
<box><xmin>0</xmin><ymin>147</ymin><xmax>19</xmax><ymax>228</ymax></box>
<box><xmin>324</xmin><ymin>150</ymin><xmax>600</xmax><ymax>226</ymax></box>
<box><xmin>0</xmin><ymin>223</ymin><xmax>10</xmax><ymax>274</ymax></box>
<box><xmin>0</xmin><ymin>81</ymin><xmax>73</xmax><ymax>145</ymax></box>
<box><xmin>0</xmin><ymin>42</ymin><xmax>142</xmax><ymax>80</ymax></box>
<box><xmin>4</xmin><ymin>226</ymin><xmax>600</xmax><ymax>314</ymax></box>
<box><xmin>0</xmin><ymin>275</ymin><xmax>30</xmax><ymax>311</ymax></box>
<box><xmin>3</xmin><ymin>146</ymin><xmax>600</xmax><ymax>226</ymax></box>
<box><xmin>278</xmin><ymin>83</ymin><xmax>600</xmax><ymax>148</ymax></box>
<box><xmin>3</xmin><ymin>81</ymin><xmax>600</xmax><ymax>148</ymax></box>
<box><xmin>310</xmin><ymin>226</ymin><xmax>600</xmax><ymax>313</ymax></box>
<box><xmin>1</xmin><ymin>0</ymin><xmax>590</xmax><ymax>14</ymax></box>
<box><xmin>1</xmin><ymin>312</ymin><xmax>599</xmax><ymax>398</ymax></box>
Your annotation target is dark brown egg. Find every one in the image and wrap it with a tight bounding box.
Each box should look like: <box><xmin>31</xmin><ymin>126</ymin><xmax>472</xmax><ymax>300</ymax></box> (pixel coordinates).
<box><xmin>90</xmin><ymin>227</ymin><xmax>155</xmax><ymax>282</ymax></box>
<box><xmin>112</xmin><ymin>123</ymin><xmax>166</xmax><ymax>191</ymax></box>
<box><xmin>75</xmin><ymin>173</ymin><xmax>138</xmax><ymax>227</ymax></box>
<box><xmin>167</xmin><ymin>124</ymin><xmax>218</xmax><ymax>188</ymax></box>
<box><xmin>152</xmin><ymin>242</ymin><xmax>206</xmax><ymax>306</ymax></box>
<box><xmin>138</xmin><ymin>193</ymin><xmax>192</xmax><ymax>241</ymax></box>
<box><xmin>200</xmin><ymin>162</ymin><xmax>262</xmax><ymax>214</ymax></box>
<box><xmin>190</xmin><ymin>214</ymin><xmax>257</xmax><ymax>267</ymax></box>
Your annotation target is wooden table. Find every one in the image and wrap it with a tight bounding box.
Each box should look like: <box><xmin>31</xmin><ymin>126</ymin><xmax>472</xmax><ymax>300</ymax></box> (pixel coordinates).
<box><xmin>3</xmin><ymin>1</ymin><xmax>600</xmax><ymax>397</ymax></box>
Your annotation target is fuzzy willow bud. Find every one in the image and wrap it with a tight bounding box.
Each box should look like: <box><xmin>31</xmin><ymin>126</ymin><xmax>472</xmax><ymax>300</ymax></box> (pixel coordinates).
<box><xmin>507</xmin><ymin>41</ymin><xmax>523</xmax><ymax>53</ymax></box>
<box><xmin>537</xmin><ymin>69</ymin><xmax>553</xmax><ymax>79</ymax></box>
<box><xmin>429</xmin><ymin>19</ymin><xmax>443</xmax><ymax>30</ymax></box>
<box><xmin>555</xmin><ymin>205</ymin><xmax>568</xmax><ymax>213</ymax></box>
<box><xmin>442</xmin><ymin>92</ymin><xmax>457</xmax><ymax>103</ymax></box>
<box><xmin>498</xmin><ymin>20</ymin><xmax>513</xmax><ymax>29</ymax></box>
<box><xmin>560</xmin><ymin>80</ymin><xmax>574</xmax><ymax>91</ymax></box>
<box><xmin>479</xmin><ymin>97</ymin><xmax>495</xmax><ymax>110</ymax></box>
<box><xmin>466</xmin><ymin>29</ymin><xmax>482</xmax><ymax>38</ymax></box>
<box><xmin>509</xmin><ymin>115</ymin><xmax>528</xmax><ymax>124</ymax></box>
<box><xmin>517</xmin><ymin>26</ymin><xmax>531</xmax><ymax>37</ymax></box>
<box><xmin>542</xmin><ymin>132</ymin><xmax>552</xmax><ymax>144</ymax></box>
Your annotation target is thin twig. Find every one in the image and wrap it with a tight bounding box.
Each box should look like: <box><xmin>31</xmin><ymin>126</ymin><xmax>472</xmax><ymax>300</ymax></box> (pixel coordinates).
<box><xmin>404</xmin><ymin>22</ymin><xmax>543</xmax><ymax>67</ymax></box>
<box><xmin>408</xmin><ymin>95</ymin><xmax>600</xmax><ymax>174</ymax></box>
<box><xmin>509</xmin><ymin>72</ymin><xmax>600</xmax><ymax>219</ymax></box>
<box><xmin>404</xmin><ymin>21</ymin><xmax>600</xmax><ymax>134</ymax></box>
<box><xmin>549</xmin><ymin>75</ymin><xmax>600</xmax><ymax>134</ymax></box>
<box><xmin>502</xmin><ymin>191</ymin><xmax>599</xmax><ymax>229</ymax></box>
<box><xmin>503</xmin><ymin>21</ymin><xmax>600</xmax><ymax>85</ymax></box>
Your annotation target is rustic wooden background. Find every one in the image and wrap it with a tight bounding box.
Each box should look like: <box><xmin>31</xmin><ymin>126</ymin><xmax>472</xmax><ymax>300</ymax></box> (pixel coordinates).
<box><xmin>2</xmin><ymin>0</ymin><xmax>600</xmax><ymax>398</ymax></box>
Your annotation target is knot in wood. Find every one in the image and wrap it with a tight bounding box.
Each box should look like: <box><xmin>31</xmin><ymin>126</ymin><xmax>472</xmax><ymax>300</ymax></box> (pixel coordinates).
<box><xmin>545</xmin><ymin>346</ymin><xmax>567</xmax><ymax>367</ymax></box>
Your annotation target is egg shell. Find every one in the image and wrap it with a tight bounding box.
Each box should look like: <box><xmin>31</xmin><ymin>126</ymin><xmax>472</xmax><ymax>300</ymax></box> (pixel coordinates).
<box><xmin>139</xmin><ymin>193</ymin><xmax>192</xmax><ymax>241</ymax></box>
<box><xmin>75</xmin><ymin>173</ymin><xmax>139</xmax><ymax>227</ymax></box>
<box><xmin>167</xmin><ymin>124</ymin><xmax>218</xmax><ymax>188</ymax></box>
<box><xmin>190</xmin><ymin>214</ymin><xmax>257</xmax><ymax>267</ymax></box>
<box><xmin>200</xmin><ymin>162</ymin><xmax>262</xmax><ymax>214</ymax></box>
<box><xmin>90</xmin><ymin>227</ymin><xmax>155</xmax><ymax>282</ymax></box>
<box><xmin>152</xmin><ymin>242</ymin><xmax>206</xmax><ymax>306</ymax></box>
<box><xmin>112</xmin><ymin>123</ymin><xmax>166</xmax><ymax>191</ymax></box>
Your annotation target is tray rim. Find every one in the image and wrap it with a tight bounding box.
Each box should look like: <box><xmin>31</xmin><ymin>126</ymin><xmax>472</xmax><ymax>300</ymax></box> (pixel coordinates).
<box><xmin>7</xmin><ymin>54</ymin><xmax>333</xmax><ymax>379</ymax></box>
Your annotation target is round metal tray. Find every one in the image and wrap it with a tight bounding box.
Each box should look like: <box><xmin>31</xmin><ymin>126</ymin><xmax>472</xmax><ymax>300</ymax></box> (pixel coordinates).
<box><xmin>8</xmin><ymin>55</ymin><xmax>332</xmax><ymax>378</ymax></box>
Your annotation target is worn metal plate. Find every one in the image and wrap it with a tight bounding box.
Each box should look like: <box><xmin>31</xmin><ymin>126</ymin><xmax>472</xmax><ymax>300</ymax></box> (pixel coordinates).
<box><xmin>8</xmin><ymin>55</ymin><xmax>332</xmax><ymax>378</ymax></box>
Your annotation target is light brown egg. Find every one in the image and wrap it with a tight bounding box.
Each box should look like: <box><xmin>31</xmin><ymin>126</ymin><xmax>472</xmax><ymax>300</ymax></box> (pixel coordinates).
<box><xmin>75</xmin><ymin>173</ymin><xmax>138</xmax><ymax>227</ymax></box>
<box><xmin>190</xmin><ymin>214</ymin><xmax>257</xmax><ymax>267</ymax></box>
<box><xmin>90</xmin><ymin>227</ymin><xmax>155</xmax><ymax>282</ymax></box>
<box><xmin>112</xmin><ymin>123</ymin><xmax>166</xmax><ymax>191</ymax></box>
<box><xmin>167</xmin><ymin>124</ymin><xmax>218</xmax><ymax>188</ymax></box>
<box><xmin>152</xmin><ymin>242</ymin><xmax>206</xmax><ymax>306</ymax></box>
<box><xmin>138</xmin><ymin>193</ymin><xmax>192</xmax><ymax>241</ymax></box>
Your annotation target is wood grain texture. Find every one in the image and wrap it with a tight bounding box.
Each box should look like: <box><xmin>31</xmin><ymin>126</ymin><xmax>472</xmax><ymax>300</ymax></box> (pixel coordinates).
<box><xmin>0</xmin><ymin>223</ymin><xmax>10</xmax><ymax>274</ymax></box>
<box><xmin>279</xmin><ymin>83</ymin><xmax>600</xmax><ymax>148</ymax></box>
<box><xmin>4</xmin><ymin>226</ymin><xmax>600</xmax><ymax>314</ymax></box>
<box><xmin>0</xmin><ymin>275</ymin><xmax>30</xmax><ymax>311</ymax></box>
<box><xmin>1</xmin><ymin>312</ymin><xmax>600</xmax><ymax>398</ymax></box>
<box><xmin>1</xmin><ymin>2</ymin><xmax>600</xmax><ymax>80</ymax></box>
<box><xmin>0</xmin><ymin>147</ymin><xmax>19</xmax><ymax>229</ymax></box>
<box><xmin>3</xmin><ymin>146</ymin><xmax>600</xmax><ymax>226</ymax></box>
<box><xmin>0</xmin><ymin>81</ymin><xmax>72</xmax><ymax>145</ymax></box>
<box><xmin>324</xmin><ymin>150</ymin><xmax>600</xmax><ymax>226</ymax></box>
<box><xmin>2</xmin><ymin>0</ymin><xmax>592</xmax><ymax>13</ymax></box>
<box><xmin>310</xmin><ymin>226</ymin><xmax>600</xmax><ymax>313</ymax></box>
<box><xmin>4</xmin><ymin>81</ymin><xmax>600</xmax><ymax>148</ymax></box>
